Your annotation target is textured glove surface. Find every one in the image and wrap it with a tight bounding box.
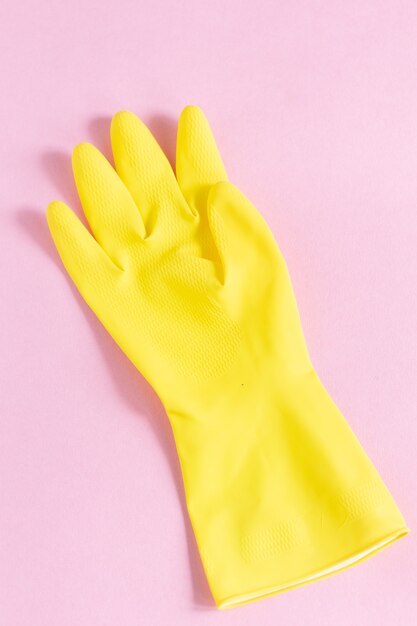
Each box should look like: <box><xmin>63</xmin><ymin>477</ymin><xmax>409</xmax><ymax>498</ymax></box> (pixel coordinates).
<box><xmin>47</xmin><ymin>107</ymin><xmax>408</xmax><ymax>608</ymax></box>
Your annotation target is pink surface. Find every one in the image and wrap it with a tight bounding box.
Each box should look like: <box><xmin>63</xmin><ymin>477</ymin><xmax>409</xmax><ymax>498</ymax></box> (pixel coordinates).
<box><xmin>1</xmin><ymin>0</ymin><xmax>416</xmax><ymax>623</ymax></box>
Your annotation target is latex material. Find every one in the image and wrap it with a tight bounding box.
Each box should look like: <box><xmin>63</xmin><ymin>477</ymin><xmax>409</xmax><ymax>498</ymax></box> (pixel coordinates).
<box><xmin>47</xmin><ymin>106</ymin><xmax>408</xmax><ymax>608</ymax></box>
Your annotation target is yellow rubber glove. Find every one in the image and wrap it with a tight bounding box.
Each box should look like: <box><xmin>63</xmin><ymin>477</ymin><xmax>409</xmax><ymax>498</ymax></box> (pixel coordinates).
<box><xmin>47</xmin><ymin>106</ymin><xmax>408</xmax><ymax>609</ymax></box>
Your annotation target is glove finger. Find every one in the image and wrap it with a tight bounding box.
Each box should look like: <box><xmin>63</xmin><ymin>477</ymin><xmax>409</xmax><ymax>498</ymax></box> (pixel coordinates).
<box><xmin>47</xmin><ymin>200</ymin><xmax>122</xmax><ymax>300</ymax></box>
<box><xmin>111</xmin><ymin>110</ymin><xmax>193</xmax><ymax>235</ymax></box>
<box><xmin>176</xmin><ymin>106</ymin><xmax>227</xmax><ymax>215</ymax></box>
<box><xmin>72</xmin><ymin>142</ymin><xmax>145</xmax><ymax>266</ymax></box>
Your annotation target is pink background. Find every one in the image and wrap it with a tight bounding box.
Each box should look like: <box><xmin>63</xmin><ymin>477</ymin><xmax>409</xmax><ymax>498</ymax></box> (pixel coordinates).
<box><xmin>1</xmin><ymin>1</ymin><xmax>416</xmax><ymax>624</ymax></box>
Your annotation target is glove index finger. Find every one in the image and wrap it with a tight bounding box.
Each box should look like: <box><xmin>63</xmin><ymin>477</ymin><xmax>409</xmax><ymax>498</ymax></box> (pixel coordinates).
<box><xmin>176</xmin><ymin>106</ymin><xmax>228</xmax><ymax>213</ymax></box>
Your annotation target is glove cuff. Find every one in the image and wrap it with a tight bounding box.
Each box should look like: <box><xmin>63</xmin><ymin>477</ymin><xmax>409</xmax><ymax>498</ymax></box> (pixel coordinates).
<box><xmin>177</xmin><ymin>371</ymin><xmax>409</xmax><ymax>609</ymax></box>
